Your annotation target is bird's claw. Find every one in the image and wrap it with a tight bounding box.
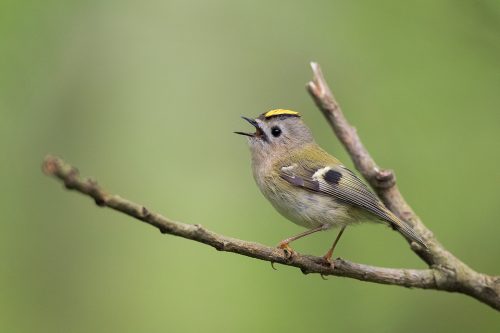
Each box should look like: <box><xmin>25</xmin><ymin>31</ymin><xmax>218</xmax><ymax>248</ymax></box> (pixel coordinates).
<box><xmin>270</xmin><ymin>243</ymin><xmax>296</xmax><ymax>270</ymax></box>
<box><xmin>277</xmin><ymin>242</ymin><xmax>296</xmax><ymax>260</ymax></box>
<box><xmin>319</xmin><ymin>256</ymin><xmax>335</xmax><ymax>280</ymax></box>
<box><xmin>320</xmin><ymin>255</ymin><xmax>335</xmax><ymax>268</ymax></box>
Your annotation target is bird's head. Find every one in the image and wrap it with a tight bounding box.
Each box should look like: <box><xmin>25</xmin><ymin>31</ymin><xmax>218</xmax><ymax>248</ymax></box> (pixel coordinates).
<box><xmin>235</xmin><ymin>109</ymin><xmax>314</xmax><ymax>160</ymax></box>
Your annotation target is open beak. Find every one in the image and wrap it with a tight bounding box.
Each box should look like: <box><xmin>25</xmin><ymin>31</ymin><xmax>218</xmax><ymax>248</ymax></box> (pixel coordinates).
<box><xmin>234</xmin><ymin>116</ymin><xmax>261</xmax><ymax>137</ymax></box>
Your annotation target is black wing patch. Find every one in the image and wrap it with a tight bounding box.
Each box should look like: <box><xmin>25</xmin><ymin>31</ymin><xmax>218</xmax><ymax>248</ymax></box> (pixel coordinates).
<box><xmin>324</xmin><ymin>169</ymin><xmax>342</xmax><ymax>185</ymax></box>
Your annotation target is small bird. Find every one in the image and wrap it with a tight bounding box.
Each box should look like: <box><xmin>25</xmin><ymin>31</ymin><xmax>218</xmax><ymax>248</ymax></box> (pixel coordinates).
<box><xmin>235</xmin><ymin>109</ymin><xmax>427</xmax><ymax>263</ymax></box>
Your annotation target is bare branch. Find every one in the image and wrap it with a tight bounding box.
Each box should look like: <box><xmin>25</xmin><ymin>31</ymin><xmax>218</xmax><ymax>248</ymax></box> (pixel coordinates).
<box><xmin>40</xmin><ymin>62</ymin><xmax>500</xmax><ymax>311</ymax></box>
<box><xmin>306</xmin><ymin>62</ymin><xmax>500</xmax><ymax>310</ymax></box>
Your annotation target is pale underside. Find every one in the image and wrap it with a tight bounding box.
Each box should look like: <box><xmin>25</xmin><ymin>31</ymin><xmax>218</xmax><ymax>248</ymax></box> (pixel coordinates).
<box><xmin>256</xmin><ymin>163</ymin><xmax>374</xmax><ymax>230</ymax></box>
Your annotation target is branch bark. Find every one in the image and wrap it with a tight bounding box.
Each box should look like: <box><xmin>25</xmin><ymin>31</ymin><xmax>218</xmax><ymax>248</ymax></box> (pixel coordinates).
<box><xmin>42</xmin><ymin>63</ymin><xmax>500</xmax><ymax>310</ymax></box>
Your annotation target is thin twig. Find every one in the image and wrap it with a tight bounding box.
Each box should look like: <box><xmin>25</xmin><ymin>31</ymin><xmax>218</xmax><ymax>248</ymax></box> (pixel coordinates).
<box><xmin>306</xmin><ymin>62</ymin><xmax>499</xmax><ymax>310</ymax></box>
<box><xmin>307</xmin><ymin>62</ymin><xmax>433</xmax><ymax>260</ymax></box>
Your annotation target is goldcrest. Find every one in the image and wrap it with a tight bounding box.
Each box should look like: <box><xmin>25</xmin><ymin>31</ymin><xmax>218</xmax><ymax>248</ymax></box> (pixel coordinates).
<box><xmin>235</xmin><ymin>109</ymin><xmax>427</xmax><ymax>262</ymax></box>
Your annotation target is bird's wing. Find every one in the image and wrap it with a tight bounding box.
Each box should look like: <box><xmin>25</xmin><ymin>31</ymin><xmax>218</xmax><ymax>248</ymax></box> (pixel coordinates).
<box><xmin>280</xmin><ymin>163</ymin><xmax>394</xmax><ymax>223</ymax></box>
<box><xmin>280</xmin><ymin>162</ymin><xmax>427</xmax><ymax>248</ymax></box>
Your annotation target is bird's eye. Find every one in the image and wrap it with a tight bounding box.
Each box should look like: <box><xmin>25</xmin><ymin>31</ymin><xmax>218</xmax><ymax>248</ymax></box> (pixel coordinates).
<box><xmin>271</xmin><ymin>126</ymin><xmax>282</xmax><ymax>137</ymax></box>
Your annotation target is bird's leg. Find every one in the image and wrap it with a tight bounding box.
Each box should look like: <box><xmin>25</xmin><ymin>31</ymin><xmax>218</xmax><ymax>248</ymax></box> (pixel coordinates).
<box><xmin>277</xmin><ymin>225</ymin><xmax>325</xmax><ymax>259</ymax></box>
<box><xmin>322</xmin><ymin>225</ymin><xmax>346</xmax><ymax>265</ymax></box>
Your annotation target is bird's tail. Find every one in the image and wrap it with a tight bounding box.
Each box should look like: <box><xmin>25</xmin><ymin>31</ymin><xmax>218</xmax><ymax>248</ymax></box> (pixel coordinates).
<box><xmin>385</xmin><ymin>210</ymin><xmax>428</xmax><ymax>250</ymax></box>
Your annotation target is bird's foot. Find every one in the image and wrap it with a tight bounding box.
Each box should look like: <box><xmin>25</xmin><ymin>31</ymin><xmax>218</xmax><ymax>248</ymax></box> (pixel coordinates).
<box><xmin>318</xmin><ymin>255</ymin><xmax>335</xmax><ymax>280</ymax></box>
<box><xmin>270</xmin><ymin>242</ymin><xmax>296</xmax><ymax>270</ymax></box>
<box><xmin>320</xmin><ymin>254</ymin><xmax>335</xmax><ymax>268</ymax></box>
<box><xmin>277</xmin><ymin>242</ymin><xmax>296</xmax><ymax>260</ymax></box>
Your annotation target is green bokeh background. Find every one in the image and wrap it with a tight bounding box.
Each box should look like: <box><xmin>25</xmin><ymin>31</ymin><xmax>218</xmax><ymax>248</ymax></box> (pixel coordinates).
<box><xmin>2</xmin><ymin>0</ymin><xmax>499</xmax><ymax>332</ymax></box>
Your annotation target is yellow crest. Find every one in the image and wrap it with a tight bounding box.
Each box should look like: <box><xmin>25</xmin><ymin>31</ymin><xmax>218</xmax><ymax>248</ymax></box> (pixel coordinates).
<box><xmin>264</xmin><ymin>109</ymin><xmax>300</xmax><ymax>118</ymax></box>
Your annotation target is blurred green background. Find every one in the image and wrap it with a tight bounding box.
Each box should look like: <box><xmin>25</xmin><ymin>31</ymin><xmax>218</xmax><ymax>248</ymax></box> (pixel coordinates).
<box><xmin>2</xmin><ymin>0</ymin><xmax>499</xmax><ymax>332</ymax></box>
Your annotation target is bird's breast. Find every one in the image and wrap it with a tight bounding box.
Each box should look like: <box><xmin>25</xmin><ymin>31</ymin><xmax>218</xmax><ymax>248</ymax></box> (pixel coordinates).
<box><xmin>253</xmin><ymin>167</ymin><xmax>352</xmax><ymax>230</ymax></box>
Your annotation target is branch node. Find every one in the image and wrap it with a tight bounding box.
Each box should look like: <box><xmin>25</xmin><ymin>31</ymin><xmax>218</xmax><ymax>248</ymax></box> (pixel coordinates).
<box><xmin>192</xmin><ymin>224</ymin><xmax>211</xmax><ymax>240</ymax></box>
<box><xmin>87</xmin><ymin>178</ymin><xmax>106</xmax><ymax>206</ymax></box>
<box><xmin>374</xmin><ymin>169</ymin><xmax>396</xmax><ymax>188</ymax></box>
<box><xmin>214</xmin><ymin>240</ymin><xmax>229</xmax><ymax>251</ymax></box>
<box><xmin>432</xmin><ymin>265</ymin><xmax>457</xmax><ymax>290</ymax></box>
<box><xmin>141</xmin><ymin>206</ymin><xmax>151</xmax><ymax>219</ymax></box>
<box><xmin>401</xmin><ymin>210</ymin><xmax>414</xmax><ymax>222</ymax></box>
